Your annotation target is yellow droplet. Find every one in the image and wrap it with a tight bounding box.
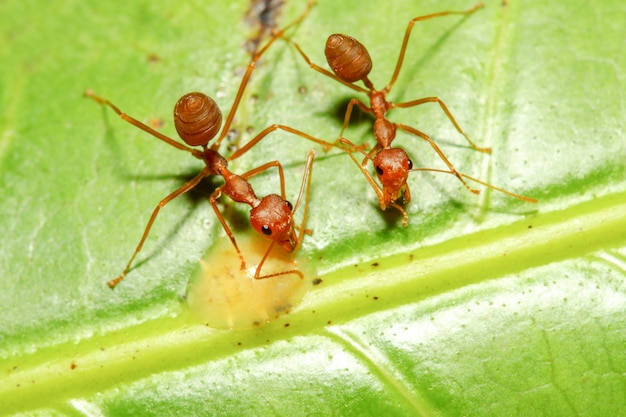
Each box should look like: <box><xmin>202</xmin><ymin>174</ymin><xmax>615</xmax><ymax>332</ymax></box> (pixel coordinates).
<box><xmin>187</xmin><ymin>234</ymin><xmax>316</xmax><ymax>329</ymax></box>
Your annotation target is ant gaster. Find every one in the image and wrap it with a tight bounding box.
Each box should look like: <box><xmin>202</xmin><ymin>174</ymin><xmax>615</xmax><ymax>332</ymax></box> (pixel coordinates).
<box><xmin>87</xmin><ymin>1</ymin><xmax>332</xmax><ymax>288</ymax></box>
<box><xmin>282</xmin><ymin>2</ymin><xmax>537</xmax><ymax>225</ymax></box>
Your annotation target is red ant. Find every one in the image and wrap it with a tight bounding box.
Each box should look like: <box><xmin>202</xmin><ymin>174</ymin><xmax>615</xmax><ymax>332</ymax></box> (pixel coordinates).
<box><xmin>282</xmin><ymin>2</ymin><xmax>537</xmax><ymax>225</ymax></box>
<box><xmin>86</xmin><ymin>1</ymin><xmax>333</xmax><ymax>288</ymax></box>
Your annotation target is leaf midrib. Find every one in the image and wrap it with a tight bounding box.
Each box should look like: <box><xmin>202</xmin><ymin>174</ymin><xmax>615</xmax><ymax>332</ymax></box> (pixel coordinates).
<box><xmin>2</xmin><ymin>190</ymin><xmax>625</xmax><ymax>415</ymax></box>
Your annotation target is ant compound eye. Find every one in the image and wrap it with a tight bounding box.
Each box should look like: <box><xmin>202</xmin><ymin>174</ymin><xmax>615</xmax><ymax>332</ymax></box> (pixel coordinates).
<box><xmin>285</xmin><ymin>200</ymin><xmax>293</xmax><ymax>211</ymax></box>
<box><xmin>407</xmin><ymin>159</ymin><xmax>413</xmax><ymax>170</ymax></box>
<box><xmin>261</xmin><ymin>225</ymin><xmax>272</xmax><ymax>236</ymax></box>
<box><xmin>375</xmin><ymin>165</ymin><xmax>384</xmax><ymax>176</ymax></box>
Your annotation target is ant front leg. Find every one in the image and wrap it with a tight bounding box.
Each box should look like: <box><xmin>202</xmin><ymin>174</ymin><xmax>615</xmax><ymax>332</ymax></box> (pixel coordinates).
<box><xmin>397</xmin><ymin>123</ymin><xmax>481</xmax><ymax>195</ymax></box>
<box><xmin>393</xmin><ymin>96</ymin><xmax>491</xmax><ymax>154</ymax></box>
<box><xmin>108</xmin><ymin>167</ymin><xmax>211</xmax><ymax>288</ymax></box>
<box><xmin>255</xmin><ymin>261</ymin><xmax>305</xmax><ymax>280</ymax></box>
<box><xmin>362</xmin><ymin>143</ymin><xmax>382</xmax><ymax>168</ymax></box>
<box><xmin>209</xmin><ymin>188</ymin><xmax>247</xmax><ymax>271</ymax></box>
<box><xmin>288</xmin><ymin>149</ymin><xmax>316</xmax><ymax>249</ymax></box>
<box><xmin>252</xmin><ymin>237</ymin><xmax>305</xmax><ymax>281</ymax></box>
<box><xmin>240</xmin><ymin>160</ymin><xmax>288</xmax><ymax>202</ymax></box>
<box><xmin>338</xmin><ymin>138</ymin><xmax>384</xmax><ymax>202</ymax></box>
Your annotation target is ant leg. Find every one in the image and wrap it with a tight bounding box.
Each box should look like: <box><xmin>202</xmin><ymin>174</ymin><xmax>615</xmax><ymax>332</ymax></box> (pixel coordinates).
<box><xmin>240</xmin><ymin>160</ymin><xmax>288</xmax><ymax>201</ymax></box>
<box><xmin>84</xmin><ymin>90</ymin><xmax>203</xmax><ymax>158</ymax></box>
<box><xmin>334</xmin><ymin>122</ymin><xmax>379</xmax><ymax>166</ymax></box>
<box><xmin>339</xmin><ymin>138</ymin><xmax>409</xmax><ymax>225</ymax></box>
<box><xmin>388</xmin><ymin>201</ymin><xmax>409</xmax><ymax>227</ymax></box>
<box><xmin>255</xmin><ymin>266</ymin><xmax>305</xmax><ymax>280</ymax></box>
<box><xmin>215</xmin><ymin>0</ymin><xmax>317</xmax><ymax>149</ymax></box>
<box><xmin>362</xmin><ymin>143</ymin><xmax>382</xmax><ymax>168</ymax></box>
<box><xmin>209</xmin><ymin>188</ymin><xmax>247</xmax><ymax>271</ymax></box>
<box><xmin>412</xmin><ymin>167</ymin><xmax>538</xmax><ymax>203</ymax></box>
<box><xmin>385</xmin><ymin>2</ymin><xmax>484</xmax><ymax>92</ymax></box>
<box><xmin>289</xmin><ymin>150</ymin><xmax>316</xmax><ymax>250</ymax></box>
<box><xmin>393</xmin><ymin>96</ymin><xmax>491</xmax><ymax>153</ymax></box>
<box><xmin>339</xmin><ymin>137</ymin><xmax>376</xmax><ymax>171</ymax></box>
<box><xmin>253</xmin><ymin>236</ymin><xmax>305</xmax><ymax>280</ymax></box>
<box><xmin>227</xmin><ymin>124</ymin><xmax>336</xmax><ymax>162</ymax></box>
<box><xmin>339</xmin><ymin>98</ymin><xmax>372</xmax><ymax>141</ymax></box>
<box><xmin>108</xmin><ymin>167</ymin><xmax>211</xmax><ymax>288</ymax></box>
<box><xmin>397</xmin><ymin>123</ymin><xmax>481</xmax><ymax>195</ymax></box>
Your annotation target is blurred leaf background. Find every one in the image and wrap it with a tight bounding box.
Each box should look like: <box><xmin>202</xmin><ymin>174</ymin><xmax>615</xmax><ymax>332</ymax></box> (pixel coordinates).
<box><xmin>0</xmin><ymin>0</ymin><xmax>625</xmax><ymax>415</ymax></box>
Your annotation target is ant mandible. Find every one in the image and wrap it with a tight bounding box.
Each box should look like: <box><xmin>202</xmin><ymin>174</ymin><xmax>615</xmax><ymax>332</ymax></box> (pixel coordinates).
<box><xmin>87</xmin><ymin>1</ymin><xmax>333</xmax><ymax>288</ymax></box>
<box><xmin>282</xmin><ymin>2</ymin><xmax>537</xmax><ymax>225</ymax></box>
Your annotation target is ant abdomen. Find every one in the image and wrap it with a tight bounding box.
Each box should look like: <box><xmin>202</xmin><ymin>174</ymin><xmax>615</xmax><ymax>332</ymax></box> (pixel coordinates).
<box><xmin>325</xmin><ymin>34</ymin><xmax>372</xmax><ymax>83</ymax></box>
<box><xmin>174</xmin><ymin>92</ymin><xmax>223</xmax><ymax>147</ymax></box>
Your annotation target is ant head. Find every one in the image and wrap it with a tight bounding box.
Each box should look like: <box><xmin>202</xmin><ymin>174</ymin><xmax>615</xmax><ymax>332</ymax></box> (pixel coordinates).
<box><xmin>174</xmin><ymin>92</ymin><xmax>223</xmax><ymax>147</ymax></box>
<box><xmin>250</xmin><ymin>194</ymin><xmax>297</xmax><ymax>253</ymax></box>
<box><xmin>325</xmin><ymin>34</ymin><xmax>372</xmax><ymax>83</ymax></box>
<box><xmin>373</xmin><ymin>148</ymin><xmax>412</xmax><ymax>204</ymax></box>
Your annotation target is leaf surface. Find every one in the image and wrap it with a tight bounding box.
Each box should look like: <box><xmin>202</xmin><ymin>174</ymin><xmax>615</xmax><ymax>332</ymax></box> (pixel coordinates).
<box><xmin>1</xmin><ymin>0</ymin><xmax>624</xmax><ymax>416</ymax></box>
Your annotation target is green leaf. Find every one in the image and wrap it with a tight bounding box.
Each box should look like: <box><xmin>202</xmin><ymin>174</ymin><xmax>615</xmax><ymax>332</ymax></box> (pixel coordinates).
<box><xmin>1</xmin><ymin>0</ymin><xmax>625</xmax><ymax>416</ymax></box>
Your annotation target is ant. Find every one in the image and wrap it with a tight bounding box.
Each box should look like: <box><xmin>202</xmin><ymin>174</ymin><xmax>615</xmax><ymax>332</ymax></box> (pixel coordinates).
<box><xmin>86</xmin><ymin>1</ymin><xmax>333</xmax><ymax>288</ymax></box>
<box><xmin>281</xmin><ymin>2</ymin><xmax>537</xmax><ymax>225</ymax></box>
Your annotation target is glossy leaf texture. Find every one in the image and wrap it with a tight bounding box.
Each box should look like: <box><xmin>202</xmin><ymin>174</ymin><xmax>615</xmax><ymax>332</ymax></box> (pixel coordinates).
<box><xmin>1</xmin><ymin>0</ymin><xmax>625</xmax><ymax>416</ymax></box>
